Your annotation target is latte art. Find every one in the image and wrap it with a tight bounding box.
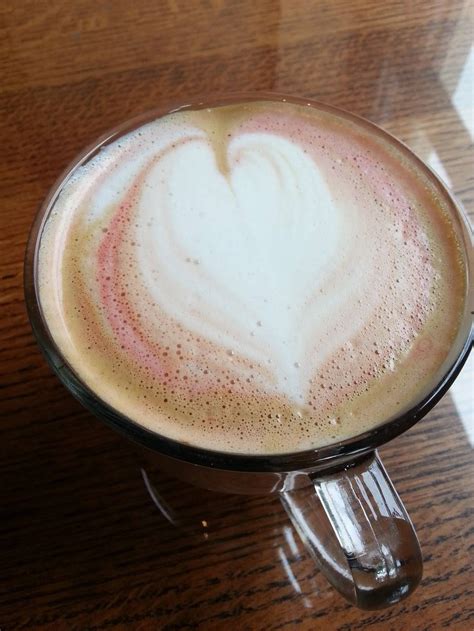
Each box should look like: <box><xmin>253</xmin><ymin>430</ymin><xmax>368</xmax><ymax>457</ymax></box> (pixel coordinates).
<box><xmin>135</xmin><ymin>132</ymin><xmax>343</xmax><ymax>400</ymax></box>
<box><xmin>38</xmin><ymin>100</ymin><xmax>466</xmax><ymax>454</ymax></box>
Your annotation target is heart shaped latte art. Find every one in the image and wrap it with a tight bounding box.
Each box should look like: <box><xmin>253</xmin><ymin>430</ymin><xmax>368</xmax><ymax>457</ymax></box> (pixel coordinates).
<box><xmin>137</xmin><ymin>132</ymin><xmax>347</xmax><ymax>398</ymax></box>
<box><xmin>39</xmin><ymin>102</ymin><xmax>465</xmax><ymax>453</ymax></box>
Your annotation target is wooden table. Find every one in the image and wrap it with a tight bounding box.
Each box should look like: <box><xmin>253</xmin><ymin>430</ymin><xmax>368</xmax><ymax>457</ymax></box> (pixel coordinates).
<box><xmin>1</xmin><ymin>1</ymin><xmax>472</xmax><ymax>629</ymax></box>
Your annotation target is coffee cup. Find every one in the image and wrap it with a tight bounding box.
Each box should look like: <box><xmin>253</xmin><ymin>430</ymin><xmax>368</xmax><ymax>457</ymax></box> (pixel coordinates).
<box><xmin>25</xmin><ymin>94</ymin><xmax>473</xmax><ymax>609</ymax></box>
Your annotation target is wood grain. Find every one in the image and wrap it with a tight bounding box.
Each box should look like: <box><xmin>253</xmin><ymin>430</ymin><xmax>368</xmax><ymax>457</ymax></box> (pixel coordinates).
<box><xmin>0</xmin><ymin>1</ymin><xmax>472</xmax><ymax>629</ymax></box>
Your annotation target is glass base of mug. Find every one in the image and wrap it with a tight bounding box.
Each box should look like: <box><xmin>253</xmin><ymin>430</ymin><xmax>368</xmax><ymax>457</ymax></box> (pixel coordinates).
<box><xmin>140</xmin><ymin>464</ymin><xmax>282</xmax><ymax>540</ymax></box>
<box><xmin>141</xmin><ymin>466</ymin><xmax>218</xmax><ymax>540</ymax></box>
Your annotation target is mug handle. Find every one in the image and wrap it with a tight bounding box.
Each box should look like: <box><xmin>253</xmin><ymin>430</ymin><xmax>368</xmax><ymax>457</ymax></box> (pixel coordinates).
<box><xmin>280</xmin><ymin>450</ymin><xmax>422</xmax><ymax>609</ymax></box>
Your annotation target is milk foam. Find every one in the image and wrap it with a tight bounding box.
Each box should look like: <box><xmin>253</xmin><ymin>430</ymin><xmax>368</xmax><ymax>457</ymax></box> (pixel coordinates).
<box><xmin>38</xmin><ymin>100</ymin><xmax>467</xmax><ymax>454</ymax></box>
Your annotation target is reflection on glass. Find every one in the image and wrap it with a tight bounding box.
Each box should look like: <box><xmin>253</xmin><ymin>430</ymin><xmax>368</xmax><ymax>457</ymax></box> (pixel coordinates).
<box><xmin>283</xmin><ymin>524</ymin><xmax>300</xmax><ymax>557</ymax></box>
<box><xmin>278</xmin><ymin>526</ymin><xmax>316</xmax><ymax>608</ymax></box>
<box><xmin>278</xmin><ymin>547</ymin><xmax>303</xmax><ymax>594</ymax></box>
<box><xmin>452</xmin><ymin>45</ymin><xmax>474</xmax><ymax>141</ymax></box>
<box><xmin>427</xmin><ymin>150</ymin><xmax>452</xmax><ymax>188</ymax></box>
<box><xmin>449</xmin><ymin>354</ymin><xmax>474</xmax><ymax>447</ymax></box>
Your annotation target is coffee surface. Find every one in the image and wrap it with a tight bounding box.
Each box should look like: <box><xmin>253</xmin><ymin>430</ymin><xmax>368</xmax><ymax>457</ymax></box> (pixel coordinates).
<box><xmin>38</xmin><ymin>99</ymin><xmax>466</xmax><ymax>454</ymax></box>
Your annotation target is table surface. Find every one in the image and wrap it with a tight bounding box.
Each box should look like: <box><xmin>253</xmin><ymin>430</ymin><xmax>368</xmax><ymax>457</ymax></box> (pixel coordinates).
<box><xmin>1</xmin><ymin>1</ymin><xmax>473</xmax><ymax>629</ymax></box>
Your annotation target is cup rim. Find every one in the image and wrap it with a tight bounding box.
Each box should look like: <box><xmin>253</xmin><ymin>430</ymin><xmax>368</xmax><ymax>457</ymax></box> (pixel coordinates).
<box><xmin>24</xmin><ymin>91</ymin><xmax>473</xmax><ymax>473</ymax></box>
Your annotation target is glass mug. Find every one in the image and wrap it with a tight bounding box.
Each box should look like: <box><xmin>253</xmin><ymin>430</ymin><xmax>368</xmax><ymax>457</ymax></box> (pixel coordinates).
<box><xmin>25</xmin><ymin>94</ymin><xmax>473</xmax><ymax>610</ymax></box>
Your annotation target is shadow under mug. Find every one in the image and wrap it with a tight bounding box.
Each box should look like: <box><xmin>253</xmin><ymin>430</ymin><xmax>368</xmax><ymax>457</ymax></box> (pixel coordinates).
<box><xmin>24</xmin><ymin>93</ymin><xmax>473</xmax><ymax>610</ymax></box>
